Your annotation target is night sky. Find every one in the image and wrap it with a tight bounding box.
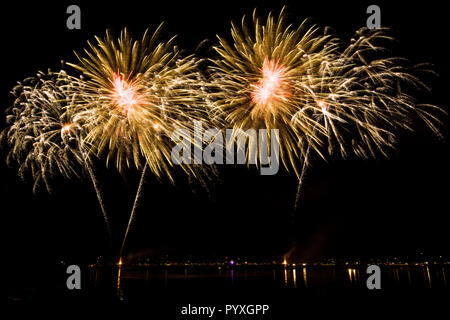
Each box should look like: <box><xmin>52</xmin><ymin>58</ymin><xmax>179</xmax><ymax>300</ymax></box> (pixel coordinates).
<box><xmin>2</xmin><ymin>0</ymin><xmax>449</xmax><ymax>291</ymax></box>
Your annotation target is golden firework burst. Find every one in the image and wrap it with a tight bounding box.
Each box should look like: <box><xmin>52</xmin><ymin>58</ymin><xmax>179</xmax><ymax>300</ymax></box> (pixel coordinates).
<box><xmin>210</xmin><ymin>8</ymin><xmax>444</xmax><ymax>177</ymax></box>
<box><xmin>2</xmin><ymin>69</ymin><xmax>113</xmax><ymax>236</ymax></box>
<box><xmin>2</xmin><ymin>70</ymin><xmax>86</xmax><ymax>192</ymax></box>
<box><xmin>68</xmin><ymin>25</ymin><xmax>210</xmax><ymax>181</ymax></box>
<box><xmin>210</xmin><ymin>8</ymin><xmax>337</xmax><ymax>176</ymax></box>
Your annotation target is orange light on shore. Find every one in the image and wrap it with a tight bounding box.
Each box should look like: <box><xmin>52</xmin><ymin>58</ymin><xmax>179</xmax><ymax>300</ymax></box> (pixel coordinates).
<box><xmin>118</xmin><ymin>258</ymin><xmax>123</xmax><ymax>266</ymax></box>
<box><xmin>283</xmin><ymin>258</ymin><xmax>287</xmax><ymax>266</ymax></box>
<box><xmin>251</xmin><ymin>58</ymin><xmax>289</xmax><ymax>106</ymax></box>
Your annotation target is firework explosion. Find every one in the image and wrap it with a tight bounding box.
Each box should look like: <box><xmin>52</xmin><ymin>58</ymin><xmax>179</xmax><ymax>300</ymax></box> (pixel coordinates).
<box><xmin>210</xmin><ymin>8</ymin><xmax>444</xmax><ymax>178</ymax></box>
<box><xmin>1</xmin><ymin>70</ymin><xmax>112</xmax><ymax>238</ymax></box>
<box><xmin>68</xmin><ymin>25</ymin><xmax>209</xmax><ymax>180</ymax></box>
<box><xmin>2</xmin><ymin>70</ymin><xmax>86</xmax><ymax>192</ymax></box>
<box><xmin>67</xmin><ymin>26</ymin><xmax>215</xmax><ymax>256</ymax></box>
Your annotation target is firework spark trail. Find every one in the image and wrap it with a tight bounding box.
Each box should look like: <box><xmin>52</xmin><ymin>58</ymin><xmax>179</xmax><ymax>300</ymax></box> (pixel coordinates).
<box><xmin>73</xmin><ymin>122</ymin><xmax>113</xmax><ymax>241</ymax></box>
<box><xmin>86</xmin><ymin>163</ymin><xmax>112</xmax><ymax>240</ymax></box>
<box><xmin>293</xmin><ymin>142</ymin><xmax>311</xmax><ymax>215</ymax></box>
<box><xmin>71</xmin><ymin>113</ymin><xmax>113</xmax><ymax>240</ymax></box>
<box><xmin>119</xmin><ymin>163</ymin><xmax>148</xmax><ymax>258</ymax></box>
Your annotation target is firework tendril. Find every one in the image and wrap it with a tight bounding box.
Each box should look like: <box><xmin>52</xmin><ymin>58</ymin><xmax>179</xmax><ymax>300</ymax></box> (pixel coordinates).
<box><xmin>68</xmin><ymin>25</ymin><xmax>210</xmax><ymax>180</ymax></box>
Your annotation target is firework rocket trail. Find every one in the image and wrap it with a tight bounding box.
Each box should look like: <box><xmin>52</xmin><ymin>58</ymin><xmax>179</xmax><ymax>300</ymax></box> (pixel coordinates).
<box><xmin>210</xmin><ymin>8</ymin><xmax>444</xmax><ymax>175</ymax></box>
<box><xmin>119</xmin><ymin>163</ymin><xmax>148</xmax><ymax>258</ymax></box>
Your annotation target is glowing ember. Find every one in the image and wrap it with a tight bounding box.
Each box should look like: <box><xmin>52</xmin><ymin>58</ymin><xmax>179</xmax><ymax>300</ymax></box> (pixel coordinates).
<box><xmin>61</xmin><ymin>123</ymin><xmax>72</xmax><ymax>133</ymax></box>
<box><xmin>251</xmin><ymin>58</ymin><xmax>289</xmax><ymax>106</ymax></box>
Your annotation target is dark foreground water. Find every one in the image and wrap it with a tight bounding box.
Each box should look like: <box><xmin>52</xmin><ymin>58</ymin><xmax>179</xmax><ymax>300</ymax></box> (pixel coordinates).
<box><xmin>108</xmin><ymin>264</ymin><xmax>448</xmax><ymax>296</ymax></box>
<box><xmin>8</xmin><ymin>264</ymin><xmax>450</xmax><ymax>316</ymax></box>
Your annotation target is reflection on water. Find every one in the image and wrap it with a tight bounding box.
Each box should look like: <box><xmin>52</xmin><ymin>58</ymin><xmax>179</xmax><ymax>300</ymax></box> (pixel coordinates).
<box><xmin>347</xmin><ymin>268</ymin><xmax>360</xmax><ymax>285</ymax></box>
<box><xmin>292</xmin><ymin>268</ymin><xmax>297</xmax><ymax>288</ymax></box>
<box><xmin>284</xmin><ymin>268</ymin><xmax>288</xmax><ymax>287</ymax></box>
<box><xmin>117</xmin><ymin>264</ymin><xmax>123</xmax><ymax>301</ymax></box>
<box><xmin>97</xmin><ymin>265</ymin><xmax>449</xmax><ymax>301</ymax></box>
<box><xmin>443</xmin><ymin>267</ymin><xmax>448</xmax><ymax>287</ymax></box>
<box><xmin>303</xmin><ymin>267</ymin><xmax>308</xmax><ymax>288</ymax></box>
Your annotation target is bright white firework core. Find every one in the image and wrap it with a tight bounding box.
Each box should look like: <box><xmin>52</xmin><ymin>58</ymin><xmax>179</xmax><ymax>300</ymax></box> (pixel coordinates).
<box><xmin>112</xmin><ymin>73</ymin><xmax>140</xmax><ymax>113</ymax></box>
<box><xmin>251</xmin><ymin>59</ymin><xmax>289</xmax><ymax>106</ymax></box>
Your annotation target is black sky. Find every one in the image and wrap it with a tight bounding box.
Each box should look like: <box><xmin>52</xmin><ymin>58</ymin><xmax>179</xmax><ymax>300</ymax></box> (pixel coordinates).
<box><xmin>1</xmin><ymin>0</ymin><xmax>448</xmax><ymax>281</ymax></box>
